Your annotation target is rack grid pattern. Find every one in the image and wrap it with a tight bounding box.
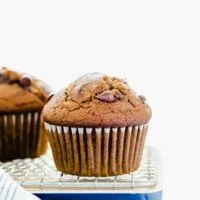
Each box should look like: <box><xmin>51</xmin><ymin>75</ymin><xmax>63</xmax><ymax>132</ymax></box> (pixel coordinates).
<box><xmin>0</xmin><ymin>147</ymin><xmax>158</xmax><ymax>191</ymax></box>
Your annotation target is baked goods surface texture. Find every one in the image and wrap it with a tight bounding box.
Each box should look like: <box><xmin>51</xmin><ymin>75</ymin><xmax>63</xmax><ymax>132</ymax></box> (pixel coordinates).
<box><xmin>43</xmin><ymin>72</ymin><xmax>151</xmax><ymax>127</ymax></box>
<box><xmin>0</xmin><ymin>67</ymin><xmax>51</xmax><ymax>113</ymax></box>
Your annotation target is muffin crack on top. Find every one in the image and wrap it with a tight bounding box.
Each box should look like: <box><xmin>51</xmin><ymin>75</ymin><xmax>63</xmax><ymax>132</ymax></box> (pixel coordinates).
<box><xmin>43</xmin><ymin>72</ymin><xmax>152</xmax><ymax>127</ymax></box>
<box><xmin>64</xmin><ymin>72</ymin><xmax>144</xmax><ymax>109</ymax></box>
<box><xmin>65</xmin><ymin>72</ymin><xmax>132</xmax><ymax>104</ymax></box>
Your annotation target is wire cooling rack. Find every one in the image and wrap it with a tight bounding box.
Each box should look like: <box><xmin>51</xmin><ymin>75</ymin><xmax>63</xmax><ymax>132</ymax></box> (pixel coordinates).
<box><xmin>0</xmin><ymin>146</ymin><xmax>158</xmax><ymax>191</ymax></box>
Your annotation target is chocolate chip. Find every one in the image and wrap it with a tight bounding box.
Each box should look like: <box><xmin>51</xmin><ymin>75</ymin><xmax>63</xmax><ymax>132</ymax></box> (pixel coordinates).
<box><xmin>113</xmin><ymin>90</ymin><xmax>124</xmax><ymax>100</ymax></box>
<box><xmin>95</xmin><ymin>91</ymin><xmax>115</xmax><ymax>102</ymax></box>
<box><xmin>48</xmin><ymin>92</ymin><xmax>55</xmax><ymax>101</ymax></box>
<box><xmin>138</xmin><ymin>95</ymin><xmax>147</xmax><ymax>104</ymax></box>
<box><xmin>19</xmin><ymin>75</ymin><xmax>32</xmax><ymax>87</ymax></box>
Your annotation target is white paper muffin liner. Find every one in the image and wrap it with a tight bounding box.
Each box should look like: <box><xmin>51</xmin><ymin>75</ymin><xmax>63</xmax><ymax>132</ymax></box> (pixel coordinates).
<box><xmin>0</xmin><ymin>112</ymin><xmax>48</xmax><ymax>161</ymax></box>
<box><xmin>44</xmin><ymin>123</ymin><xmax>148</xmax><ymax>177</ymax></box>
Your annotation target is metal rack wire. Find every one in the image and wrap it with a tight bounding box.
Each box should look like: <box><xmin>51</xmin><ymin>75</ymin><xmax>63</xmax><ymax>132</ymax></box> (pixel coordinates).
<box><xmin>0</xmin><ymin>146</ymin><xmax>158</xmax><ymax>191</ymax></box>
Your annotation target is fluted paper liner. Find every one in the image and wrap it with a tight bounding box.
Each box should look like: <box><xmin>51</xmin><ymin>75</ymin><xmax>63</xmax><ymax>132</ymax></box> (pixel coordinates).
<box><xmin>0</xmin><ymin>112</ymin><xmax>48</xmax><ymax>162</ymax></box>
<box><xmin>45</xmin><ymin>123</ymin><xmax>148</xmax><ymax>177</ymax></box>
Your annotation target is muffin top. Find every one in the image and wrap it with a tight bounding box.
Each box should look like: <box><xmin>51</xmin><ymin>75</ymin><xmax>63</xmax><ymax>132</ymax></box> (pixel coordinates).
<box><xmin>43</xmin><ymin>72</ymin><xmax>152</xmax><ymax>127</ymax></box>
<box><xmin>0</xmin><ymin>67</ymin><xmax>51</xmax><ymax>113</ymax></box>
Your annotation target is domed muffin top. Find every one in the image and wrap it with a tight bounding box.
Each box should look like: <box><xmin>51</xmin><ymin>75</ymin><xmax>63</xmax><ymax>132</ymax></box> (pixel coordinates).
<box><xmin>0</xmin><ymin>67</ymin><xmax>51</xmax><ymax>113</ymax></box>
<box><xmin>43</xmin><ymin>72</ymin><xmax>152</xmax><ymax>127</ymax></box>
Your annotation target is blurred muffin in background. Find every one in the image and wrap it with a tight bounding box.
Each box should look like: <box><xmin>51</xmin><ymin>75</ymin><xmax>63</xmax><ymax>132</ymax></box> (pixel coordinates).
<box><xmin>43</xmin><ymin>72</ymin><xmax>152</xmax><ymax>176</ymax></box>
<box><xmin>0</xmin><ymin>67</ymin><xmax>51</xmax><ymax>161</ymax></box>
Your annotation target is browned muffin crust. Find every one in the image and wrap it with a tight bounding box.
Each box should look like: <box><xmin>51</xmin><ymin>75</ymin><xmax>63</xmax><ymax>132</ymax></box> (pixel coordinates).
<box><xmin>43</xmin><ymin>73</ymin><xmax>151</xmax><ymax>127</ymax></box>
<box><xmin>0</xmin><ymin>67</ymin><xmax>51</xmax><ymax>113</ymax></box>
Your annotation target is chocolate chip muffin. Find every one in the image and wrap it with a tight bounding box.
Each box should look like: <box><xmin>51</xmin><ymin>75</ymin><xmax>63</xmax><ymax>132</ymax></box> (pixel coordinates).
<box><xmin>43</xmin><ymin>72</ymin><xmax>151</xmax><ymax>176</ymax></box>
<box><xmin>0</xmin><ymin>67</ymin><xmax>51</xmax><ymax>161</ymax></box>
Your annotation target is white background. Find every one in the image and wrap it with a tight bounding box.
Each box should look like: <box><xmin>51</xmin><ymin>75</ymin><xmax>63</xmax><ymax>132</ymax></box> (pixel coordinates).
<box><xmin>0</xmin><ymin>1</ymin><xmax>200</xmax><ymax>199</ymax></box>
